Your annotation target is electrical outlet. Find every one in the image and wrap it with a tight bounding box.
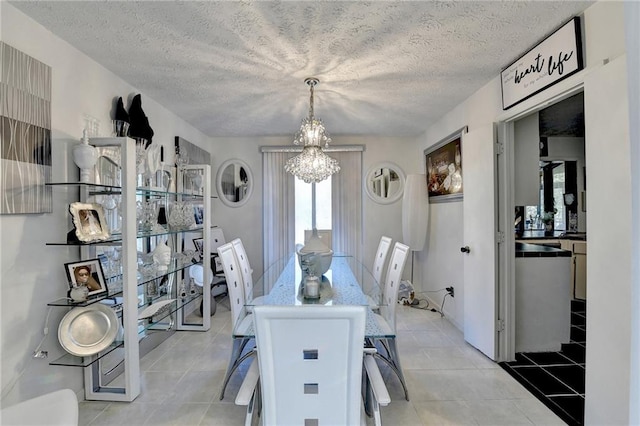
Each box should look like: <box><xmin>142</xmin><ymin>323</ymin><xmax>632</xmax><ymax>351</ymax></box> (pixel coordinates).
<box><xmin>446</xmin><ymin>286</ymin><xmax>455</xmax><ymax>298</ymax></box>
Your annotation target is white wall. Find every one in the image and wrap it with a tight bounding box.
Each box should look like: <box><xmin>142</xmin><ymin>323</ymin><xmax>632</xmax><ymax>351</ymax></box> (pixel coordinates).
<box><xmin>418</xmin><ymin>1</ymin><xmax>633</xmax><ymax>423</ymax></box>
<box><xmin>583</xmin><ymin>53</ymin><xmax>631</xmax><ymax>426</ymax></box>
<box><xmin>0</xmin><ymin>3</ymin><xmax>211</xmax><ymax>405</ymax></box>
<box><xmin>513</xmin><ymin>112</ymin><xmax>540</xmax><ymax>207</ymax></box>
<box><xmin>624</xmin><ymin>2</ymin><xmax>640</xmax><ymax>423</ymax></box>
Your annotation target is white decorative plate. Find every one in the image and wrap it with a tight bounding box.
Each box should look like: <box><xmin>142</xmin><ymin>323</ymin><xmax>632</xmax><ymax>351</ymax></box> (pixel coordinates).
<box><xmin>138</xmin><ymin>299</ymin><xmax>176</xmax><ymax>320</ymax></box>
<box><xmin>58</xmin><ymin>303</ymin><xmax>119</xmax><ymax>357</ymax></box>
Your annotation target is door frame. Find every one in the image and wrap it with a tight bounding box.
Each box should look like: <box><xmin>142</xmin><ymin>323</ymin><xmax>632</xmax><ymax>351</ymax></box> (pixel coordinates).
<box><xmin>496</xmin><ymin>82</ymin><xmax>585</xmax><ymax>361</ymax></box>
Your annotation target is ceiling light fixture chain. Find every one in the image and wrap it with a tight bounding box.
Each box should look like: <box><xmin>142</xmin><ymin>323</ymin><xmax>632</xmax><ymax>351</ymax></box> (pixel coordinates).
<box><xmin>285</xmin><ymin>77</ymin><xmax>340</xmax><ymax>184</ymax></box>
<box><xmin>306</xmin><ymin>77</ymin><xmax>317</xmax><ymax>120</ymax></box>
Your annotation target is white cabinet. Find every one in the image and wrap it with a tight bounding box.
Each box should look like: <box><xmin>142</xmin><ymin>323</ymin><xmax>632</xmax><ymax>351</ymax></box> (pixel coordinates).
<box><xmin>515</xmin><ymin>255</ymin><xmax>571</xmax><ymax>352</ymax></box>
<box><xmin>46</xmin><ymin>137</ymin><xmax>212</xmax><ymax>401</ymax></box>
<box><xmin>572</xmin><ymin>241</ymin><xmax>587</xmax><ymax>300</ymax></box>
<box><xmin>560</xmin><ymin>239</ymin><xmax>587</xmax><ymax>300</ymax></box>
<box><xmin>517</xmin><ymin>239</ymin><xmax>587</xmax><ymax>300</ymax></box>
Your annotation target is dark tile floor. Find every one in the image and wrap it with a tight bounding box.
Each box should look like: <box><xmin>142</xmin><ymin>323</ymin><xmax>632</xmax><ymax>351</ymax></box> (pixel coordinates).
<box><xmin>500</xmin><ymin>299</ymin><xmax>586</xmax><ymax>426</ymax></box>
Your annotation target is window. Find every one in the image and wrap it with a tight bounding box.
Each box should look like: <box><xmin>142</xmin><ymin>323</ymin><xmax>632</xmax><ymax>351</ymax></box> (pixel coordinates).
<box><xmin>551</xmin><ymin>164</ymin><xmax>566</xmax><ymax>231</ymax></box>
<box><xmin>524</xmin><ymin>161</ymin><xmax>566</xmax><ymax>231</ymax></box>
<box><xmin>294</xmin><ymin>178</ymin><xmax>331</xmax><ymax>245</ymax></box>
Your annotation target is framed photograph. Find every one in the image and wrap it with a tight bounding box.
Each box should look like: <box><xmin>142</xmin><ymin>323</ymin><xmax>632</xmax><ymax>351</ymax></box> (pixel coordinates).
<box><xmin>424</xmin><ymin>126</ymin><xmax>467</xmax><ymax>203</ymax></box>
<box><xmin>193</xmin><ymin>204</ymin><xmax>204</xmax><ymax>225</ymax></box>
<box><xmin>69</xmin><ymin>202</ymin><xmax>110</xmax><ymax>242</ymax></box>
<box><xmin>64</xmin><ymin>258</ymin><xmax>108</xmax><ymax>298</ymax></box>
<box><xmin>212</xmin><ymin>254</ymin><xmax>224</xmax><ymax>275</ymax></box>
<box><xmin>193</xmin><ymin>237</ymin><xmax>204</xmax><ymax>256</ymax></box>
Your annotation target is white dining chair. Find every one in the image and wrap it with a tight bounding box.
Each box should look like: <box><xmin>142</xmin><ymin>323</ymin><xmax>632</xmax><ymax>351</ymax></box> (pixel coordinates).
<box><xmin>0</xmin><ymin>388</ymin><xmax>78</xmax><ymax>426</ymax></box>
<box><xmin>371</xmin><ymin>241</ymin><xmax>411</xmax><ymax>401</ymax></box>
<box><xmin>230</xmin><ymin>238</ymin><xmax>264</xmax><ymax>310</ymax></box>
<box><xmin>367</xmin><ymin>235</ymin><xmax>393</xmax><ymax>310</ymax></box>
<box><xmin>235</xmin><ymin>305</ymin><xmax>390</xmax><ymax>426</ymax></box>
<box><xmin>217</xmin><ymin>242</ymin><xmax>254</xmax><ymax>400</ymax></box>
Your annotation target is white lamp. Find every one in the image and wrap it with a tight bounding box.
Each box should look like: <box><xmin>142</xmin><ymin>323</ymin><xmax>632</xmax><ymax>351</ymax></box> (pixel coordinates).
<box><xmin>402</xmin><ymin>174</ymin><xmax>429</xmax><ymax>283</ymax></box>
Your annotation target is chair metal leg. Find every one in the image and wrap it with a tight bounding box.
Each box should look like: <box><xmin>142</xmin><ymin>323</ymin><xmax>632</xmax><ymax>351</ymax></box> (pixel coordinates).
<box><xmin>377</xmin><ymin>338</ymin><xmax>392</xmax><ymax>360</ymax></box>
<box><xmin>362</xmin><ymin>367</ymin><xmax>372</xmax><ymax>418</ymax></box>
<box><xmin>373</xmin><ymin>338</ymin><xmax>410</xmax><ymax>401</ymax></box>
<box><xmin>363</xmin><ymin>370</ymin><xmax>380</xmax><ymax>422</ymax></box>
<box><xmin>244</xmin><ymin>382</ymin><xmax>259</xmax><ymax>426</ymax></box>
<box><xmin>254</xmin><ymin>379</ymin><xmax>262</xmax><ymax>426</ymax></box>
<box><xmin>369</xmin><ymin>385</ymin><xmax>382</xmax><ymax>426</ymax></box>
<box><xmin>219</xmin><ymin>338</ymin><xmax>254</xmax><ymax>400</ymax></box>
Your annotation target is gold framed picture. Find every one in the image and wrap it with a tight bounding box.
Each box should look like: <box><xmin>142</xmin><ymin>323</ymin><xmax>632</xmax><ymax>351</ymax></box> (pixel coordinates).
<box><xmin>424</xmin><ymin>126</ymin><xmax>467</xmax><ymax>203</ymax></box>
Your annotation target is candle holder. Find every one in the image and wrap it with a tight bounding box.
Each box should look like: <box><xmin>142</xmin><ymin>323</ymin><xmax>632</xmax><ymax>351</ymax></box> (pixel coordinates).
<box><xmin>303</xmin><ymin>275</ymin><xmax>321</xmax><ymax>299</ymax></box>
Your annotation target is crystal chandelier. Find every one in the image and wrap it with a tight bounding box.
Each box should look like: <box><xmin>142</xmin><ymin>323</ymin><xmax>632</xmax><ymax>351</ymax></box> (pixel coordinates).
<box><xmin>284</xmin><ymin>77</ymin><xmax>340</xmax><ymax>183</ymax></box>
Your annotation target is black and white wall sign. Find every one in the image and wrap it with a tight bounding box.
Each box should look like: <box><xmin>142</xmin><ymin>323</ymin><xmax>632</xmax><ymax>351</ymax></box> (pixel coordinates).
<box><xmin>501</xmin><ymin>17</ymin><xmax>583</xmax><ymax>110</ymax></box>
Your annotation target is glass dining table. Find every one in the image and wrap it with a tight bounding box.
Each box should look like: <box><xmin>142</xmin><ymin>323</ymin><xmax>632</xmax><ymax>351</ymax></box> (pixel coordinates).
<box><xmin>234</xmin><ymin>253</ymin><xmax>394</xmax><ymax>339</ymax></box>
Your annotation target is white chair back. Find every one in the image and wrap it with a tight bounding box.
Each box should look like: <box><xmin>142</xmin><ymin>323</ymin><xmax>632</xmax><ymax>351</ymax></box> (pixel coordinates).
<box><xmin>218</xmin><ymin>242</ymin><xmax>246</xmax><ymax>328</ymax></box>
<box><xmin>379</xmin><ymin>242</ymin><xmax>410</xmax><ymax>332</ymax></box>
<box><xmin>253</xmin><ymin>305</ymin><xmax>366</xmax><ymax>426</ymax></box>
<box><xmin>211</xmin><ymin>227</ymin><xmax>226</xmax><ymax>254</ymax></box>
<box><xmin>231</xmin><ymin>238</ymin><xmax>253</xmax><ymax>303</ymax></box>
<box><xmin>372</xmin><ymin>236</ymin><xmax>392</xmax><ymax>286</ymax></box>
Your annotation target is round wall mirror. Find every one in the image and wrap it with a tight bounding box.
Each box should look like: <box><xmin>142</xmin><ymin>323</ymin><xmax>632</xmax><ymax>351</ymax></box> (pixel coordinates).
<box><xmin>364</xmin><ymin>162</ymin><xmax>406</xmax><ymax>204</ymax></box>
<box><xmin>216</xmin><ymin>159</ymin><xmax>253</xmax><ymax>208</ymax></box>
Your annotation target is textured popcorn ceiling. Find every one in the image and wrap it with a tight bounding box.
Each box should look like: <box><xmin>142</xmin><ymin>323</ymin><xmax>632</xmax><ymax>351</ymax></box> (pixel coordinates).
<box><xmin>11</xmin><ymin>1</ymin><xmax>592</xmax><ymax>138</ymax></box>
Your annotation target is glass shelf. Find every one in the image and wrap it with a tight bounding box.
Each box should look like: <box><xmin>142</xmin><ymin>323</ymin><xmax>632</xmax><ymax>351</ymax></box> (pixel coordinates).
<box><xmin>47</xmin><ymin>259</ymin><xmax>201</xmax><ymax>307</ymax></box>
<box><xmin>48</xmin><ymin>294</ymin><xmax>200</xmax><ymax>368</ymax></box>
<box><xmin>49</xmin><ymin>340</ymin><xmax>124</xmax><ymax>367</ymax></box>
<box><xmin>136</xmin><ymin>258</ymin><xmax>201</xmax><ymax>288</ymax></box>
<box><xmin>46</xmin><ymin>182</ymin><xmax>217</xmax><ymax>199</ymax></box>
<box><xmin>47</xmin><ymin>296</ymin><xmax>121</xmax><ymax>308</ymax></box>
<box><xmin>46</xmin><ymin>226</ymin><xmax>204</xmax><ymax>246</ymax></box>
<box><xmin>139</xmin><ymin>294</ymin><xmax>199</xmax><ymax>329</ymax></box>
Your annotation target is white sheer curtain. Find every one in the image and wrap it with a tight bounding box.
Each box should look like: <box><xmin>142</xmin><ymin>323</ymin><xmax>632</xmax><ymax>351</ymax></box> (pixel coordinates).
<box><xmin>262</xmin><ymin>151</ymin><xmax>295</xmax><ymax>270</ymax></box>
<box><xmin>261</xmin><ymin>146</ymin><xmax>363</xmax><ymax>267</ymax></box>
<box><xmin>330</xmin><ymin>150</ymin><xmax>363</xmax><ymax>261</ymax></box>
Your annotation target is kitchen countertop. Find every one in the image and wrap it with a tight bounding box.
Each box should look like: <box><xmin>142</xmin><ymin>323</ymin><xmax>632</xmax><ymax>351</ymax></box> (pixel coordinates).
<box><xmin>516</xmin><ymin>230</ymin><xmax>587</xmax><ymax>240</ymax></box>
<box><xmin>515</xmin><ymin>242</ymin><xmax>572</xmax><ymax>258</ymax></box>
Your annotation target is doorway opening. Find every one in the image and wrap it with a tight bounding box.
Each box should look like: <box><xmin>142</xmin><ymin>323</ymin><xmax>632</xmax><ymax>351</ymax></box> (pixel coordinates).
<box><xmin>500</xmin><ymin>92</ymin><xmax>586</xmax><ymax>425</ymax></box>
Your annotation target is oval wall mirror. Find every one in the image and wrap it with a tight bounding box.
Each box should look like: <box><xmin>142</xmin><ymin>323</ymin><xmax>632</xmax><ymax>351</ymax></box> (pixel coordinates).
<box><xmin>216</xmin><ymin>159</ymin><xmax>253</xmax><ymax>208</ymax></box>
<box><xmin>364</xmin><ymin>162</ymin><xmax>406</xmax><ymax>204</ymax></box>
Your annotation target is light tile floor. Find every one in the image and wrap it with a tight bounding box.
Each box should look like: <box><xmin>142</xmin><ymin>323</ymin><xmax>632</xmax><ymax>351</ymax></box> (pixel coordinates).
<box><xmin>78</xmin><ymin>300</ymin><xmax>565</xmax><ymax>425</ymax></box>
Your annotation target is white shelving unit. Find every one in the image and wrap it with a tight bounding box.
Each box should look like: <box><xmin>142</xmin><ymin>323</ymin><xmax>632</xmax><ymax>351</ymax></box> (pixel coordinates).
<box><xmin>46</xmin><ymin>137</ymin><xmax>212</xmax><ymax>402</ymax></box>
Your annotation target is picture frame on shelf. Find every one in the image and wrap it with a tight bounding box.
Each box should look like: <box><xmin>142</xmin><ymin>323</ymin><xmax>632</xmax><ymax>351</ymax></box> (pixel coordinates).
<box><xmin>69</xmin><ymin>202</ymin><xmax>110</xmax><ymax>242</ymax></box>
<box><xmin>193</xmin><ymin>204</ymin><xmax>204</xmax><ymax>225</ymax></box>
<box><xmin>193</xmin><ymin>237</ymin><xmax>204</xmax><ymax>259</ymax></box>
<box><xmin>64</xmin><ymin>258</ymin><xmax>108</xmax><ymax>299</ymax></box>
<box><xmin>212</xmin><ymin>254</ymin><xmax>224</xmax><ymax>275</ymax></box>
